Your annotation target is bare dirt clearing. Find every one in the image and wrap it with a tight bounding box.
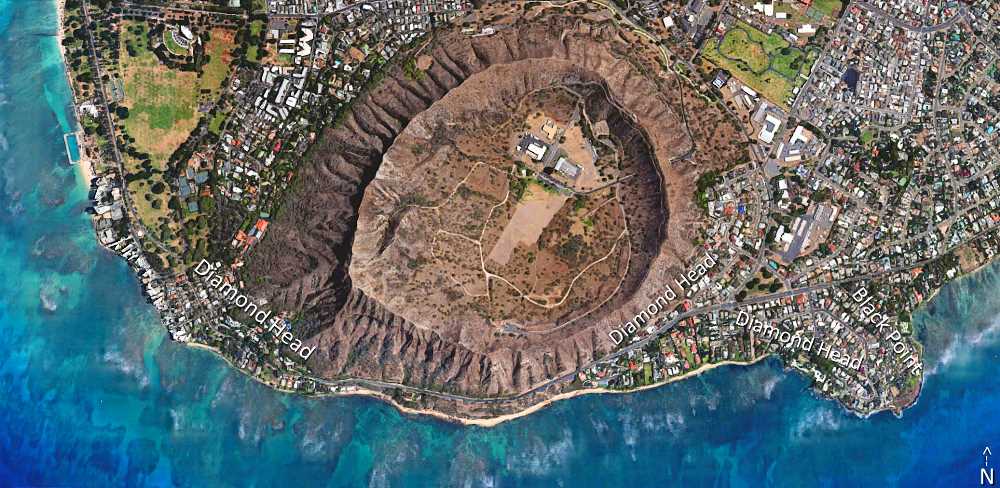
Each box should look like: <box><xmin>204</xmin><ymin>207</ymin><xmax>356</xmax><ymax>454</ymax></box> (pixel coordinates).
<box><xmin>487</xmin><ymin>184</ymin><xmax>568</xmax><ymax>266</ymax></box>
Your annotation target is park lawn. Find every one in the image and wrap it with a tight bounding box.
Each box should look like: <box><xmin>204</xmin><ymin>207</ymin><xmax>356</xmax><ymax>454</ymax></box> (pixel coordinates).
<box><xmin>247</xmin><ymin>45</ymin><xmax>261</xmax><ymax>63</ymax></box>
<box><xmin>202</xmin><ymin>29</ymin><xmax>235</xmax><ymax>93</ymax></box>
<box><xmin>735</xmin><ymin>20</ymin><xmax>791</xmax><ymax>56</ymax></box>
<box><xmin>119</xmin><ymin>21</ymin><xmax>234</xmax><ymax>241</ymax></box>
<box><xmin>130</xmin><ymin>178</ymin><xmax>166</xmax><ymax>223</ymax></box>
<box><xmin>702</xmin><ymin>21</ymin><xmax>807</xmax><ymax>108</ymax></box>
<box><xmin>703</xmin><ymin>50</ymin><xmax>796</xmax><ymax>107</ymax></box>
<box><xmin>250</xmin><ymin>19</ymin><xmax>265</xmax><ymax>38</ymax></box>
<box><xmin>771</xmin><ymin>49</ymin><xmax>808</xmax><ymax>79</ymax></box>
<box><xmin>119</xmin><ymin>21</ymin><xmax>201</xmax><ymax>167</ymax></box>
<box><xmin>717</xmin><ymin>30</ymin><xmax>769</xmax><ymax>72</ymax></box>
<box><xmin>208</xmin><ymin>110</ymin><xmax>227</xmax><ymax>135</ymax></box>
<box><xmin>812</xmin><ymin>0</ymin><xmax>843</xmax><ymax>17</ymax></box>
<box><xmin>245</xmin><ymin>22</ymin><xmax>265</xmax><ymax>63</ymax></box>
<box><xmin>120</xmin><ymin>23</ymin><xmax>234</xmax><ymax>166</ymax></box>
<box><xmin>760</xmin><ymin>32</ymin><xmax>788</xmax><ymax>53</ymax></box>
<box><xmin>128</xmin><ymin>175</ymin><xmax>178</xmax><ymax>245</ymax></box>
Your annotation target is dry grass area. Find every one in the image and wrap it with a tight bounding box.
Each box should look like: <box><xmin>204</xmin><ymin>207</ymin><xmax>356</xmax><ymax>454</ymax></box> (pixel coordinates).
<box><xmin>117</xmin><ymin>21</ymin><xmax>235</xmax><ymax>260</ymax></box>
<box><xmin>487</xmin><ymin>184</ymin><xmax>568</xmax><ymax>265</ymax></box>
<box><xmin>119</xmin><ymin>22</ymin><xmax>234</xmax><ymax>165</ymax></box>
<box><xmin>435</xmin><ymin>89</ymin><xmax>630</xmax><ymax>319</ymax></box>
<box><xmin>561</xmin><ymin>125</ymin><xmax>602</xmax><ymax>190</ymax></box>
<box><xmin>957</xmin><ymin>245</ymin><xmax>985</xmax><ymax>274</ymax></box>
<box><xmin>354</xmin><ymin>85</ymin><xmax>635</xmax><ymax>329</ymax></box>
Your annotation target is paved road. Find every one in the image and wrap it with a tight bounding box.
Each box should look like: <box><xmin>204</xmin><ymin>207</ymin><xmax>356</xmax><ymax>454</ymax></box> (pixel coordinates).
<box><xmin>118</xmin><ymin>1</ymin><xmax>246</xmax><ymax>18</ymax></box>
<box><xmin>853</xmin><ymin>1</ymin><xmax>967</xmax><ymax>33</ymax></box>
<box><xmin>303</xmin><ymin>230</ymin><xmax>990</xmax><ymax>406</ymax></box>
<box><xmin>305</xmin><ymin>282</ymin><xmax>831</xmax><ymax>404</ymax></box>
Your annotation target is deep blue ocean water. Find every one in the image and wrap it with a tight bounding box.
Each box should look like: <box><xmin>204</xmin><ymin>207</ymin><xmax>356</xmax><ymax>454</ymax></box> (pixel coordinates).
<box><xmin>0</xmin><ymin>1</ymin><xmax>998</xmax><ymax>486</ymax></box>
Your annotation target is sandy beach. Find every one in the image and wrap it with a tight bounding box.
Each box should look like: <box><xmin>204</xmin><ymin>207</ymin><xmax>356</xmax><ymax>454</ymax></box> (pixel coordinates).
<box><xmin>184</xmin><ymin>337</ymin><xmax>770</xmax><ymax>427</ymax></box>
<box><xmin>54</xmin><ymin>0</ymin><xmax>97</xmax><ymax>184</ymax></box>
<box><xmin>327</xmin><ymin>356</ymin><xmax>771</xmax><ymax>427</ymax></box>
<box><xmin>75</xmin><ymin>151</ymin><xmax>97</xmax><ymax>182</ymax></box>
<box><xmin>54</xmin><ymin>0</ymin><xmax>71</xmax><ymax>78</ymax></box>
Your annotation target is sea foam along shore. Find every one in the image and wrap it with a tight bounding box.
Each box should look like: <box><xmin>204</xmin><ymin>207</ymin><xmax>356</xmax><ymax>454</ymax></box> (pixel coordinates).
<box><xmin>185</xmin><ymin>335</ymin><xmax>769</xmax><ymax>427</ymax></box>
<box><xmin>336</xmin><ymin>356</ymin><xmax>771</xmax><ymax>427</ymax></box>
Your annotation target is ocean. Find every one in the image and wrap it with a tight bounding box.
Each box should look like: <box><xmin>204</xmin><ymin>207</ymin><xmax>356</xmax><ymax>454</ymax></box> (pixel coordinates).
<box><xmin>0</xmin><ymin>1</ymin><xmax>998</xmax><ymax>486</ymax></box>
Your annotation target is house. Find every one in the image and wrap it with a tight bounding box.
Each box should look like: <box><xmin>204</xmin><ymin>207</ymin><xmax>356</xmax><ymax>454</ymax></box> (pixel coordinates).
<box><xmin>713</xmin><ymin>70</ymin><xmax>730</xmax><ymax>89</ymax></box>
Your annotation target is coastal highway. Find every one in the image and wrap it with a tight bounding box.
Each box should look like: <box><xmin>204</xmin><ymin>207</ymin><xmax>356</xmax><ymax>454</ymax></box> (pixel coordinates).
<box><xmin>301</xmin><ymin>282</ymin><xmax>835</xmax><ymax>405</ymax></box>
<box><xmin>300</xmin><ymin>241</ymin><xmax>966</xmax><ymax>407</ymax></box>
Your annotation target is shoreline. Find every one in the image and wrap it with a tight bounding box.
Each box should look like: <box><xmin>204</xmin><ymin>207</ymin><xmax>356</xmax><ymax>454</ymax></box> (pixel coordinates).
<box><xmin>172</xmin><ymin>247</ymin><xmax>1000</xmax><ymax>429</ymax></box>
<box><xmin>184</xmin><ymin>337</ymin><xmax>770</xmax><ymax>427</ymax></box>
<box><xmin>376</xmin><ymin>356</ymin><xmax>773</xmax><ymax>427</ymax></box>
<box><xmin>75</xmin><ymin>149</ymin><xmax>97</xmax><ymax>183</ymax></box>
<box><xmin>53</xmin><ymin>0</ymin><xmax>96</xmax><ymax>184</ymax></box>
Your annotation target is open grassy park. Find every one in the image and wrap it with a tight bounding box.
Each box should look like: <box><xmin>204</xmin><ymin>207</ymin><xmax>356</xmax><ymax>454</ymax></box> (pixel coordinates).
<box><xmin>119</xmin><ymin>21</ymin><xmax>232</xmax><ymax>166</ymax></box>
<box><xmin>811</xmin><ymin>0</ymin><xmax>844</xmax><ymax>17</ymax></box>
<box><xmin>701</xmin><ymin>20</ymin><xmax>815</xmax><ymax>108</ymax></box>
<box><xmin>117</xmin><ymin>20</ymin><xmax>234</xmax><ymax>257</ymax></box>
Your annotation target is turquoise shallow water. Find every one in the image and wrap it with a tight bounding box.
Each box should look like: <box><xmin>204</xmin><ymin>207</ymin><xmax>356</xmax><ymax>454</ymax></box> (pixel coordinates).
<box><xmin>1</xmin><ymin>1</ymin><xmax>999</xmax><ymax>486</ymax></box>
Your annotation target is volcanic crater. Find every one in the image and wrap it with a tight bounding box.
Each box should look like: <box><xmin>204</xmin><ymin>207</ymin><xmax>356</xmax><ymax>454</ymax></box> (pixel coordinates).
<box><xmin>247</xmin><ymin>11</ymin><xmax>704</xmax><ymax>405</ymax></box>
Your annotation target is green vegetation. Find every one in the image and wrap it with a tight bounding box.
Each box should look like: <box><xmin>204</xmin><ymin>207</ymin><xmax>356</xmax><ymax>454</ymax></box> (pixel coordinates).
<box><xmin>247</xmin><ymin>45</ymin><xmax>261</xmax><ymax>63</ymax></box>
<box><xmin>250</xmin><ymin>20</ymin><xmax>265</xmax><ymax>38</ymax></box>
<box><xmin>701</xmin><ymin>21</ymin><xmax>816</xmax><ymax>107</ymax></box>
<box><xmin>811</xmin><ymin>0</ymin><xmax>843</xmax><ymax>17</ymax></box>
<box><xmin>118</xmin><ymin>21</ymin><xmax>235</xmax><ymax>262</ymax></box>
<box><xmin>509</xmin><ymin>163</ymin><xmax>533</xmax><ymax>201</ymax></box>
<box><xmin>556</xmin><ymin>234</ymin><xmax>585</xmax><ymax>263</ymax></box>
<box><xmin>121</xmin><ymin>22</ymin><xmax>197</xmax><ymax>142</ymax></box>
<box><xmin>810</xmin><ymin>187</ymin><xmax>832</xmax><ymax>202</ymax></box>
<box><xmin>771</xmin><ymin>47</ymin><xmax>810</xmax><ymax>79</ymax></box>
<box><xmin>163</xmin><ymin>30</ymin><xmax>187</xmax><ymax>56</ymax></box>
<box><xmin>403</xmin><ymin>58</ymin><xmax>425</xmax><ymax>80</ymax></box>
<box><xmin>120</xmin><ymin>23</ymin><xmax>232</xmax><ymax>165</ymax></box>
<box><xmin>201</xmin><ymin>30</ymin><xmax>233</xmax><ymax>91</ymax></box>
<box><xmin>718</xmin><ymin>30</ymin><xmax>768</xmax><ymax>72</ymax></box>
<box><xmin>694</xmin><ymin>170</ymin><xmax>721</xmax><ymax>210</ymax></box>
<box><xmin>535</xmin><ymin>178</ymin><xmax>561</xmax><ymax>194</ymax></box>
<box><xmin>208</xmin><ymin>110</ymin><xmax>227</xmax><ymax>135</ymax></box>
